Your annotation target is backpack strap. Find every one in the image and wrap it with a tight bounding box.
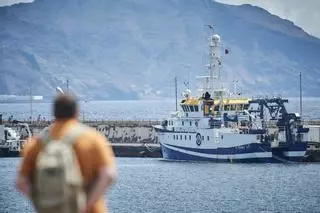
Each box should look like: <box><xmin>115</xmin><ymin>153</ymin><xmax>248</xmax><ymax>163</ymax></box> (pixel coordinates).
<box><xmin>62</xmin><ymin>123</ymin><xmax>89</xmax><ymax>146</ymax></box>
<box><xmin>38</xmin><ymin>125</ymin><xmax>52</xmax><ymax>146</ymax></box>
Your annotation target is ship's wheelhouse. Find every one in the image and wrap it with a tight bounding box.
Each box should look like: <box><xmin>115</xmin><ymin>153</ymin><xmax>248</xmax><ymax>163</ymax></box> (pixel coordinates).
<box><xmin>214</xmin><ymin>98</ymin><xmax>251</xmax><ymax>113</ymax></box>
<box><xmin>180</xmin><ymin>97</ymin><xmax>202</xmax><ymax>118</ymax></box>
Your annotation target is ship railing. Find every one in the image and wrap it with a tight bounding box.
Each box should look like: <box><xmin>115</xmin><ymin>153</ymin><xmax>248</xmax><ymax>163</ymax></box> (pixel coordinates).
<box><xmin>301</xmin><ymin>120</ymin><xmax>320</xmax><ymax>126</ymax></box>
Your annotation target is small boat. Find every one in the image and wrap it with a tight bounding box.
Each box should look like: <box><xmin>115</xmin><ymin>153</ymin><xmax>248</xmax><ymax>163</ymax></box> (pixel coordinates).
<box><xmin>0</xmin><ymin>121</ymin><xmax>31</xmax><ymax>157</ymax></box>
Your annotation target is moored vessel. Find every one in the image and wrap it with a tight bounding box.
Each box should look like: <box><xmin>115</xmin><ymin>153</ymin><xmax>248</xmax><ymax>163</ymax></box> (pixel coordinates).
<box><xmin>0</xmin><ymin>120</ymin><xmax>31</xmax><ymax>158</ymax></box>
<box><xmin>154</xmin><ymin>29</ymin><xmax>309</xmax><ymax>163</ymax></box>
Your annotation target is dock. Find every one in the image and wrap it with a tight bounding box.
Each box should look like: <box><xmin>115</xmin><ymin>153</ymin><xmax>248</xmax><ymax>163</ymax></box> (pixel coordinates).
<box><xmin>2</xmin><ymin>119</ymin><xmax>320</xmax><ymax>159</ymax></box>
<box><xmin>3</xmin><ymin>120</ymin><xmax>163</xmax><ymax>158</ymax></box>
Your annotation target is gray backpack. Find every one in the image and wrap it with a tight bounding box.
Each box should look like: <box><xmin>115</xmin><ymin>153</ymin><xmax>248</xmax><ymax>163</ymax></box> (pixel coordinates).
<box><xmin>32</xmin><ymin>124</ymin><xmax>88</xmax><ymax>213</ymax></box>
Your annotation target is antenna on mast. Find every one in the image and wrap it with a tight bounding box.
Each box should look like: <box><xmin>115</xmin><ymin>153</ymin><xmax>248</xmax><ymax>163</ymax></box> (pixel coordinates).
<box><xmin>207</xmin><ymin>24</ymin><xmax>215</xmax><ymax>32</ymax></box>
<box><xmin>299</xmin><ymin>71</ymin><xmax>302</xmax><ymax>118</ymax></box>
<box><xmin>66</xmin><ymin>79</ymin><xmax>69</xmax><ymax>93</ymax></box>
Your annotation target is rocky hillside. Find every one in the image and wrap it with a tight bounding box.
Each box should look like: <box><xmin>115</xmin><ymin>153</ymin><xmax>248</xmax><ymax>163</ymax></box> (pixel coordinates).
<box><xmin>0</xmin><ymin>0</ymin><xmax>319</xmax><ymax>100</ymax></box>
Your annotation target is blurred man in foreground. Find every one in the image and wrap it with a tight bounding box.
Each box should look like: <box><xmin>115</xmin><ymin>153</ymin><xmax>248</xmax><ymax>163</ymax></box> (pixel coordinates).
<box><xmin>16</xmin><ymin>92</ymin><xmax>117</xmax><ymax>213</ymax></box>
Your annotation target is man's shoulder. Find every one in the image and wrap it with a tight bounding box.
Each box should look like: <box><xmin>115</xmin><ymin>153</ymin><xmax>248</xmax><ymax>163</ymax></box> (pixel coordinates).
<box><xmin>26</xmin><ymin>135</ymin><xmax>41</xmax><ymax>146</ymax></box>
<box><xmin>21</xmin><ymin>136</ymin><xmax>42</xmax><ymax>157</ymax></box>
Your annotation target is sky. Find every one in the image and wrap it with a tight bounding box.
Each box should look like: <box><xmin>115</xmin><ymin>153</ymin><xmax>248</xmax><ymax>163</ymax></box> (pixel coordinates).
<box><xmin>0</xmin><ymin>0</ymin><xmax>319</xmax><ymax>38</ymax></box>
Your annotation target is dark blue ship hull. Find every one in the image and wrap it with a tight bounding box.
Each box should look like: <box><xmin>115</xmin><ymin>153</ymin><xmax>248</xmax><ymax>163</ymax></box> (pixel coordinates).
<box><xmin>161</xmin><ymin>142</ymin><xmax>308</xmax><ymax>163</ymax></box>
<box><xmin>0</xmin><ymin>148</ymin><xmax>20</xmax><ymax>158</ymax></box>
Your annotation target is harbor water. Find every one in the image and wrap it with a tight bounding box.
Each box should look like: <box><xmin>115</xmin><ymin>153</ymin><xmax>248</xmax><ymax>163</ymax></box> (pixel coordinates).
<box><xmin>1</xmin><ymin>158</ymin><xmax>320</xmax><ymax>213</ymax></box>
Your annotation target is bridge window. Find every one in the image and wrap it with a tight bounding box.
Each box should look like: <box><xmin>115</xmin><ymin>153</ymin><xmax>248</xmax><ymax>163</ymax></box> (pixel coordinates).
<box><xmin>180</xmin><ymin>135</ymin><xmax>182</xmax><ymax>140</ymax></box>
<box><xmin>189</xmin><ymin>135</ymin><xmax>191</xmax><ymax>140</ymax></box>
<box><xmin>182</xmin><ymin>121</ymin><xmax>184</xmax><ymax>126</ymax></box>
<box><xmin>183</xmin><ymin>106</ymin><xmax>187</xmax><ymax>112</ymax></box>
<box><xmin>202</xmin><ymin>136</ymin><xmax>204</xmax><ymax>140</ymax></box>
<box><xmin>190</xmin><ymin>106</ymin><xmax>194</xmax><ymax>112</ymax></box>
<box><xmin>207</xmin><ymin>136</ymin><xmax>210</xmax><ymax>141</ymax></box>
<box><xmin>244</xmin><ymin>104</ymin><xmax>249</xmax><ymax>110</ymax></box>
<box><xmin>173</xmin><ymin>135</ymin><xmax>175</xmax><ymax>140</ymax></box>
<box><xmin>195</xmin><ymin>105</ymin><xmax>199</xmax><ymax>112</ymax></box>
<box><xmin>185</xmin><ymin>135</ymin><xmax>187</xmax><ymax>140</ymax></box>
<box><xmin>190</xmin><ymin>121</ymin><xmax>192</xmax><ymax>126</ymax></box>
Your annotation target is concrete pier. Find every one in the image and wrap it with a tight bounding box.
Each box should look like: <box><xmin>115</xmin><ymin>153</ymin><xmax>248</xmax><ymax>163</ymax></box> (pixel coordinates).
<box><xmin>3</xmin><ymin>119</ymin><xmax>320</xmax><ymax>159</ymax></box>
<box><xmin>28</xmin><ymin>120</ymin><xmax>161</xmax><ymax>144</ymax></box>
<box><xmin>4</xmin><ymin>120</ymin><xmax>163</xmax><ymax>158</ymax></box>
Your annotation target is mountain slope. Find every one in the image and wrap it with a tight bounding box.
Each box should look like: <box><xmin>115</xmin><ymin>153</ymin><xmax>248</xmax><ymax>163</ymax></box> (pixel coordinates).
<box><xmin>0</xmin><ymin>0</ymin><xmax>319</xmax><ymax>99</ymax></box>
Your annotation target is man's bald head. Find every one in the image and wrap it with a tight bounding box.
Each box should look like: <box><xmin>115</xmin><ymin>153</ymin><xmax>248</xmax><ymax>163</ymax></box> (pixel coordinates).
<box><xmin>53</xmin><ymin>93</ymin><xmax>79</xmax><ymax>119</ymax></box>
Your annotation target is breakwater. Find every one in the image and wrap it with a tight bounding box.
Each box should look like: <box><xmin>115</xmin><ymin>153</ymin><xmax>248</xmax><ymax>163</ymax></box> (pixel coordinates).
<box><xmin>3</xmin><ymin>120</ymin><xmax>320</xmax><ymax>144</ymax></box>
<box><xmin>3</xmin><ymin>119</ymin><xmax>320</xmax><ymax>159</ymax></box>
<box><xmin>3</xmin><ymin>120</ymin><xmax>163</xmax><ymax>158</ymax></box>
<box><xmin>90</xmin><ymin>120</ymin><xmax>160</xmax><ymax>144</ymax></box>
<box><xmin>24</xmin><ymin>120</ymin><xmax>161</xmax><ymax>144</ymax></box>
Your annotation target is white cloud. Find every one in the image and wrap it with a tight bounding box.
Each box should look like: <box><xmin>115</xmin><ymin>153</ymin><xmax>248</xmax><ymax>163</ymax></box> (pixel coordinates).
<box><xmin>216</xmin><ymin>0</ymin><xmax>320</xmax><ymax>38</ymax></box>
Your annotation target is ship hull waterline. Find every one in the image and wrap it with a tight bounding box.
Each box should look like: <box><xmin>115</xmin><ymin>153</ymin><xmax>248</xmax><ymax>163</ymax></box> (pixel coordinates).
<box><xmin>160</xmin><ymin>142</ymin><xmax>308</xmax><ymax>163</ymax></box>
<box><xmin>0</xmin><ymin>148</ymin><xmax>20</xmax><ymax>158</ymax></box>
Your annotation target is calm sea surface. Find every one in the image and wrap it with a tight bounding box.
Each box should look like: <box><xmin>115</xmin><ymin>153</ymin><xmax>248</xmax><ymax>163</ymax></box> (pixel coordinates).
<box><xmin>0</xmin><ymin>98</ymin><xmax>319</xmax><ymax>121</ymax></box>
<box><xmin>0</xmin><ymin>158</ymin><xmax>320</xmax><ymax>213</ymax></box>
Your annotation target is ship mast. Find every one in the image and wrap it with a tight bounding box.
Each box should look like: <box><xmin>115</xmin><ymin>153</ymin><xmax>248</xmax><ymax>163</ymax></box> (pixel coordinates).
<box><xmin>207</xmin><ymin>25</ymin><xmax>224</xmax><ymax>112</ymax></box>
<box><xmin>209</xmin><ymin>35</ymin><xmax>222</xmax><ymax>94</ymax></box>
<box><xmin>299</xmin><ymin>71</ymin><xmax>302</xmax><ymax>118</ymax></box>
<box><xmin>196</xmin><ymin>25</ymin><xmax>225</xmax><ymax>109</ymax></box>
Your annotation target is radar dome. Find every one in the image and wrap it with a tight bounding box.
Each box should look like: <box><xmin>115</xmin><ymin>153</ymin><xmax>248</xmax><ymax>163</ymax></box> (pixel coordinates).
<box><xmin>212</xmin><ymin>34</ymin><xmax>221</xmax><ymax>43</ymax></box>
